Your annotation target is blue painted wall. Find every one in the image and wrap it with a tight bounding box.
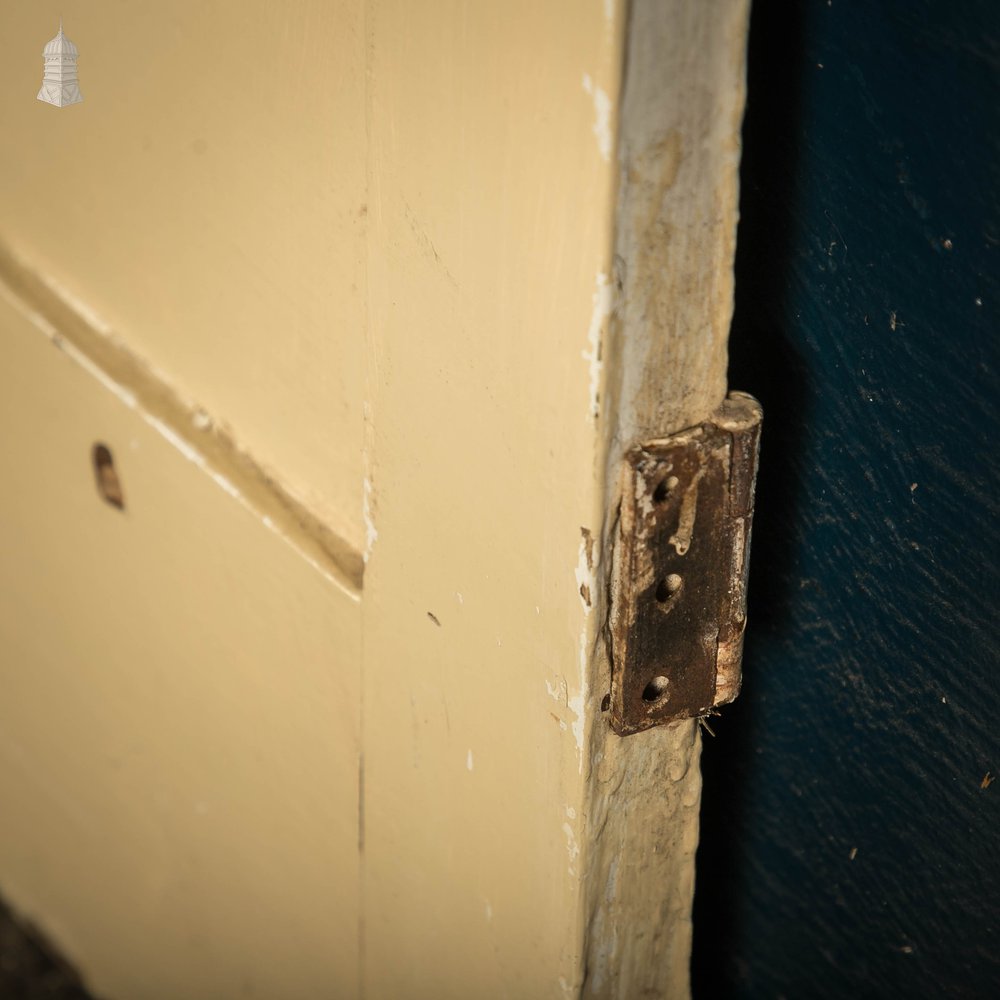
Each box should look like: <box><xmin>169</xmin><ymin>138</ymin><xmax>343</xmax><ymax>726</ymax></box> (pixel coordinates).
<box><xmin>693</xmin><ymin>1</ymin><xmax>1000</xmax><ymax>996</ymax></box>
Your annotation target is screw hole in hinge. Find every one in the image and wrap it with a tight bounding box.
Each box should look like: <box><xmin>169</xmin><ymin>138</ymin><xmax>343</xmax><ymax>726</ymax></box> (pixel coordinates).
<box><xmin>641</xmin><ymin>675</ymin><xmax>670</xmax><ymax>704</ymax></box>
<box><xmin>92</xmin><ymin>443</ymin><xmax>124</xmax><ymax>510</ymax></box>
<box><xmin>652</xmin><ymin>475</ymin><xmax>679</xmax><ymax>504</ymax></box>
<box><xmin>655</xmin><ymin>574</ymin><xmax>683</xmax><ymax>605</ymax></box>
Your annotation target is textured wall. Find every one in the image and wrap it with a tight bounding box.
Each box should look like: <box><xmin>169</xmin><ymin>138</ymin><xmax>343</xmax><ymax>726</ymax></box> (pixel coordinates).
<box><xmin>693</xmin><ymin>1</ymin><xmax>1000</xmax><ymax>996</ymax></box>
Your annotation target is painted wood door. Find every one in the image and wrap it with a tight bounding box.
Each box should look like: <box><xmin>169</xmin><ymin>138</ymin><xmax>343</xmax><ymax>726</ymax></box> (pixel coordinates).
<box><xmin>0</xmin><ymin>3</ymin><xmax>751</xmax><ymax>997</ymax></box>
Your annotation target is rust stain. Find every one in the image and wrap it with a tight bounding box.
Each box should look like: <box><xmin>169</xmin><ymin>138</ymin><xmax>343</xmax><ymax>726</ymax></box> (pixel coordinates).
<box><xmin>608</xmin><ymin>393</ymin><xmax>762</xmax><ymax>735</ymax></box>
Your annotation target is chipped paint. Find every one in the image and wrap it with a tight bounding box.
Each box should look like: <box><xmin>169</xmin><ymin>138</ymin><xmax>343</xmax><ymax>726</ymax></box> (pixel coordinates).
<box><xmin>544</xmin><ymin>535</ymin><xmax>597</xmax><ymax>769</ymax></box>
<box><xmin>583</xmin><ymin>272</ymin><xmax>612</xmax><ymax>421</ymax></box>
<box><xmin>466</xmin><ymin>749</ymin><xmax>474</xmax><ymax>772</ymax></box>
<box><xmin>582</xmin><ymin>74</ymin><xmax>613</xmax><ymax>162</ymax></box>
<box><xmin>575</xmin><ymin>531</ymin><xmax>596</xmax><ymax>611</ymax></box>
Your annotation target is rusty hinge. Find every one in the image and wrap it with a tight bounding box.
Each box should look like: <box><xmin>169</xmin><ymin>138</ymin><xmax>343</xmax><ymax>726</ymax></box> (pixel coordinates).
<box><xmin>608</xmin><ymin>392</ymin><xmax>763</xmax><ymax>736</ymax></box>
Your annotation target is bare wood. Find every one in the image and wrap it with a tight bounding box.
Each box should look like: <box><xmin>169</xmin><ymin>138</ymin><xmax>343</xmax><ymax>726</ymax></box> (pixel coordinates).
<box><xmin>583</xmin><ymin>1</ymin><xmax>751</xmax><ymax>997</ymax></box>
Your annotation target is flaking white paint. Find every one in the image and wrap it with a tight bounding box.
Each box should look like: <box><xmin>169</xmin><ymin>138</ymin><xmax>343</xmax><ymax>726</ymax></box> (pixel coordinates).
<box><xmin>582</xmin><ymin>74</ymin><xmax>613</xmax><ymax>162</ymax></box>
<box><xmin>583</xmin><ymin>271</ymin><xmax>611</xmax><ymax>421</ymax></box>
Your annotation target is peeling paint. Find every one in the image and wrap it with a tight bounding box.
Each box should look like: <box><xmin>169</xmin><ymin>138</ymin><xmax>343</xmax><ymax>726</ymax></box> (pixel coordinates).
<box><xmin>583</xmin><ymin>272</ymin><xmax>612</xmax><ymax>421</ymax></box>
<box><xmin>582</xmin><ymin>75</ymin><xmax>613</xmax><ymax>162</ymax></box>
<box><xmin>575</xmin><ymin>531</ymin><xmax>596</xmax><ymax>611</ymax></box>
<box><xmin>546</xmin><ymin>671</ymin><xmax>581</xmax><ymax>750</ymax></box>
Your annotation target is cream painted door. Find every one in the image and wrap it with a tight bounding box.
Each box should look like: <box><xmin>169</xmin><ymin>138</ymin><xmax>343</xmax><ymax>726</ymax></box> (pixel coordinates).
<box><xmin>0</xmin><ymin>3</ymin><xmax>750</xmax><ymax>998</ymax></box>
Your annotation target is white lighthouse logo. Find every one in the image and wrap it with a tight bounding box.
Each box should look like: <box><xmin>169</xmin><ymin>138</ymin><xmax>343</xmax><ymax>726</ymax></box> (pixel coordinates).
<box><xmin>37</xmin><ymin>19</ymin><xmax>83</xmax><ymax>107</ymax></box>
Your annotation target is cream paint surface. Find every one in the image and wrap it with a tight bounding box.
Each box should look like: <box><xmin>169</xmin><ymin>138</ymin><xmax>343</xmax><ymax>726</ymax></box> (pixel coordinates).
<box><xmin>0</xmin><ymin>0</ymin><xmax>753</xmax><ymax>996</ymax></box>
<box><xmin>0</xmin><ymin>2</ymin><xmax>366</xmax><ymax>548</ymax></box>
<box><xmin>361</xmin><ymin>2</ymin><xmax>622</xmax><ymax>995</ymax></box>
<box><xmin>0</xmin><ymin>293</ymin><xmax>361</xmax><ymax>999</ymax></box>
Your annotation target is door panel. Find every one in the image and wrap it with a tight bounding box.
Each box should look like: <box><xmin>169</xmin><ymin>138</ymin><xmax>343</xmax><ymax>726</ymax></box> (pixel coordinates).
<box><xmin>0</xmin><ymin>3</ymin><xmax>366</xmax><ymax>545</ymax></box>
<box><xmin>0</xmin><ymin>3</ymin><xmax>756</xmax><ymax>997</ymax></box>
<box><xmin>0</xmin><ymin>291</ymin><xmax>361</xmax><ymax>999</ymax></box>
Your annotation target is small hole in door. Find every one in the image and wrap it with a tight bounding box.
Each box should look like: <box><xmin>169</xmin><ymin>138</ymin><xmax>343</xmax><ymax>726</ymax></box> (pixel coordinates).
<box><xmin>92</xmin><ymin>443</ymin><xmax>124</xmax><ymax>510</ymax></box>
<box><xmin>652</xmin><ymin>475</ymin><xmax>679</xmax><ymax>503</ymax></box>
<box><xmin>655</xmin><ymin>574</ymin><xmax>683</xmax><ymax>604</ymax></box>
<box><xmin>642</xmin><ymin>675</ymin><xmax>670</xmax><ymax>703</ymax></box>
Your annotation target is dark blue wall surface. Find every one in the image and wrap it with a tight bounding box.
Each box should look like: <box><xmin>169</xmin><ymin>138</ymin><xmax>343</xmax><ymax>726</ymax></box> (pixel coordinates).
<box><xmin>692</xmin><ymin>1</ymin><xmax>1000</xmax><ymax>996</ymax></box>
